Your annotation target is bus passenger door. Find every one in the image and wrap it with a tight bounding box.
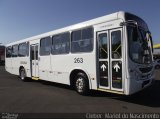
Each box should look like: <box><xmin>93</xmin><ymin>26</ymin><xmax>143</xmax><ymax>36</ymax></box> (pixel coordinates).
<box><xmin>109</xmin><ymin>28</ymin><xmax>123</xmax><ymax>92</ymax></box>
<box><xmin>97</xmin><ymin>31</ymin><xmax>110</xmax><ymax>89</ymax></box>
<box><xmin>97</xmin><ymin>28</ymin><xmax>123</xmax><ymax>92</ymax></box>
<box><xmin>31</xmin><ymin>45</ymin><xmax>39</xmax><ymax>78</ymax></box>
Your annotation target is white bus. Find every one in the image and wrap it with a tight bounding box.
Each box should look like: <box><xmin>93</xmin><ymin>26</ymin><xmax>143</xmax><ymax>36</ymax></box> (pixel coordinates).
<box><xmin>5</xmin><ymin>11</ymin><xmax>154</xmax><ymax>95</ymax></box>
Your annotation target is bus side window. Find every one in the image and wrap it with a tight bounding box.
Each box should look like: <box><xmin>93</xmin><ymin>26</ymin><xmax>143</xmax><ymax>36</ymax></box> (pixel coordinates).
<box><xmin>71</xmin><ymin>27</ymin><xmax>93</xmax><ymax>53</ymax></box>
<box><xmin>52</xmin><ymin>32</ymin><xmax>70</xmax><ymax>55</ymax></box>
<box><xmin>40</xmin><ymin>37</ymin><xmax>51</xmax><ymax>56</ymax></box>
<box><xmin>12</xmin><ymin>45</ymin><xmax>18</xmax><ymax>57</ymax></box>
<box><xmin>6</xmin><ymin>46</ymin><xmax>12</xmax><ymax>58</ymax></box>
<box><xmin>18</xmin><ymin>42</ymin><xmax>29</xmax><ymax>57</ymax></box>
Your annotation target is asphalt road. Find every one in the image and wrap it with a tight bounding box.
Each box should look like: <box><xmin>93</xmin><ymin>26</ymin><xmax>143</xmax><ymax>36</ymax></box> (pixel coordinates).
<box><xmin>0</xmin><ymin>66</ymin><xmax>160</xmax><ymax>116</ymax></box>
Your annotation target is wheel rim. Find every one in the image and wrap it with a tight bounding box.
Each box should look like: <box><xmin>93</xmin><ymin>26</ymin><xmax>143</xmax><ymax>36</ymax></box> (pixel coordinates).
<box><xmin>76</xmin><ymin>77</ymin><xmax>84</xmax><ymax>93</ymax></box>
<box><xmin>20</xmin><ymin>70</ymin><xmax>25</xmax><ymax>80</ymax></box>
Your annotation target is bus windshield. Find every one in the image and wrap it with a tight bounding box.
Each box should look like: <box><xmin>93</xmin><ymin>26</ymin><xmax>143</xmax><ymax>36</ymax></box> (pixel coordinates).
<box><xmin>127</xmin><ymin>26</ymin><xmax>153</xmax><ymax>64</ymax></box>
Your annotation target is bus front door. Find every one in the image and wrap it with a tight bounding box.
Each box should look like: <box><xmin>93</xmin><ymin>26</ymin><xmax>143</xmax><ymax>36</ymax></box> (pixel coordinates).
<box><xmin>31</xmin><ymin>45</ymin><xmax>39</xmax><ymax>78</ymax></box>
<box><xmin>97</xmin><ymin>28</ymin><xmax>123</xmax><ymax>92</ymax></box>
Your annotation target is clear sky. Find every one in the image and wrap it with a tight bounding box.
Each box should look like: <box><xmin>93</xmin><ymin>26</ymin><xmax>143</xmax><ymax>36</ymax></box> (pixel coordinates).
<box><xmin>0</xmin><ymin>0</ymin><xmax>160</xmax><ymax>45</ymax></box>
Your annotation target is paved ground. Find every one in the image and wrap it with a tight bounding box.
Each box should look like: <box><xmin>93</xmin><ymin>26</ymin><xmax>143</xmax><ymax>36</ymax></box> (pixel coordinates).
<box><xmin>0</xmin><ymin>66</ymin><xmax>160</xmax><ymax>116</ymax></box>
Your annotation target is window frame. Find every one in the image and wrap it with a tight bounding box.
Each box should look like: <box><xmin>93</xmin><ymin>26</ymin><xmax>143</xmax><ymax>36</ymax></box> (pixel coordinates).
<box><xmin>51</xmin><ymin>32</ymin><xmax>70</xmax><ymax>55</ymax></box>
<box><xmin>18</xmin><ymin>42</ymin><xmax>29</xmax><ymax>57</ymax></box>
<box><xmin>71</xmin><ymin>26</ymin><xmax>94</xmax><ymax>53</ymax></box>
<box><xmin>6</xmin><ymin>46</ymin><xmax>12</xmax><ymax>58</ymax></box>
<box><xmin>12</xmin><ymin>44</ymin><xmax>18</xmax><ymax>57</ymax></box>
<box><xmin>40</xmin><ymin>36</ymin><xmax>52</xmax><ymax>56</ymax></box>
<box><xmin>98</xmin><ymin>33</ymin><xmax>108</xmax><ymax>59</ymax></box>
<box><xmin>111</xmin><ymin>30</ymin><xmax>122</xmax><ymax>59</ymax></box>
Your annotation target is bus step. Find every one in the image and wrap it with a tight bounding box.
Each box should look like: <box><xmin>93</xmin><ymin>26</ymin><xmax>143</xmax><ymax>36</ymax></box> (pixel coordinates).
<box><xmin>32</xmin><ymin>77</ymin><xmax>39</xmax><ymax>80</ymax></box>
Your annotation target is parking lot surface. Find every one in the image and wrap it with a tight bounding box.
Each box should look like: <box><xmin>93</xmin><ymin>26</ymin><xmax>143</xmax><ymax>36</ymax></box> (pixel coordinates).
<box><xmin>0</xmin><ymin>66</ymin><xmax>160</xmax><ymax>115</ymax></box>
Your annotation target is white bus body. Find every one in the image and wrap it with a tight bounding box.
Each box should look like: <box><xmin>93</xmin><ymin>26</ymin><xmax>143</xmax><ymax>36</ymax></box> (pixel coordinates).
<box><xmin>5</xmin><ymin>11</ymin><xmax>154</xmax><ymax>95</ymax></box>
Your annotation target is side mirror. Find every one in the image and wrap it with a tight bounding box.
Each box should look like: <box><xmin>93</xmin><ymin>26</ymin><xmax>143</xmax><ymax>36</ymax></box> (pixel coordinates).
<box><xmin>145</xmin><ymin>32</ymin><xmax>153</xmax><ymax>51</ymax></box>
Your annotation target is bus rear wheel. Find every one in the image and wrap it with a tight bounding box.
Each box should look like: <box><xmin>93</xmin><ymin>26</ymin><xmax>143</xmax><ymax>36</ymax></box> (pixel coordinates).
<box><xmin>74</xmin><ymin>72</ymin><xmax>89</xmax><ymax>95</ymax></box>
<box><xmin>19</xmin><ymin>68</ymin><xmax>27</xmax><ymax>81</ymax></box>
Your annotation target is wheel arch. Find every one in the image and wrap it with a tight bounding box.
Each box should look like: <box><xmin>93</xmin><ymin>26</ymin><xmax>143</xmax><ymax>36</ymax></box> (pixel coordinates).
<box><xmin>69</xmin><ymin>68</ymin><xmax>92</xmax><ymax>89</ymax></box>
<box><xmin>19</xmin><ymin>66</ymin><xmax>28</xmax><ymax>77</ymax></box>
<box><xmin>19</xmin><ymin>66</ymin><xmax>24</xmax><ymax>74</ymax></box>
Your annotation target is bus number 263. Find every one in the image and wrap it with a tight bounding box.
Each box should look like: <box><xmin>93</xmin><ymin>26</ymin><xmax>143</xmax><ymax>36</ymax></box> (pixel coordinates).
<box><xmin>74</xmin><ymin>58</ymin><xmax>83</xmax><ymax>63</ymax></box>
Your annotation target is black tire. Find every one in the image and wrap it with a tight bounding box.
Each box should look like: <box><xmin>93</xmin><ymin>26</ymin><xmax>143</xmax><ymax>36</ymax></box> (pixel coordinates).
<box><xmin>74</xmin><ymin>72</ymin><xmax>89</xmax><ymax>95</ymax></box>
<box><xmin>19</xmin><ymin>68</ymin><xmax>27</xmax><ymax>81</ymax></box>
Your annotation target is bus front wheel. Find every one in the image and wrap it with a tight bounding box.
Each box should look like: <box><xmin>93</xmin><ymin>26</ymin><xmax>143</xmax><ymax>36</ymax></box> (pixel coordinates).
<box><xmin>74</xmin><ymin>72</ymin><xmax>89</xmax><ymax>95</ymax></box>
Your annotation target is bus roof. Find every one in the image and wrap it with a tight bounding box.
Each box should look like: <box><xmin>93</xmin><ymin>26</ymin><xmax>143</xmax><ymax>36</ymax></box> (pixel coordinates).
<box><xmin>6</xmin><ymin>11</ymin><xmax>126</xmax><ymax>47</ymax></box>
